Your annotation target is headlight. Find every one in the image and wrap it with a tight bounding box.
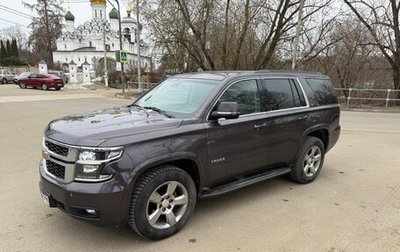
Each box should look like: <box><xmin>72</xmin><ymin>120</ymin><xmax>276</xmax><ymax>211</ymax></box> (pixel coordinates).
<box><xmin>75</xmin><ymin>148</ymin><xmax>123</xmax><ymax>181</ymax></box>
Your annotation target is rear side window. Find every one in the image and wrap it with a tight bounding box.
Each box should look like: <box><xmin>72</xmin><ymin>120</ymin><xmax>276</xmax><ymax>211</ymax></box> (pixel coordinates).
<box><xmin>306</xmin><ymin>78</ymin><xmax>337</xmax><ymax>105</ymax></box>
<box><xmin>261</xmin><ymin>79</ymin><xmax>301</xmax><ymax>111</ymax></box>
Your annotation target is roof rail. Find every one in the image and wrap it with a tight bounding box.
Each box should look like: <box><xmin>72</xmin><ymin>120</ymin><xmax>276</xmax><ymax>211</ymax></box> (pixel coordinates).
<box><xmin>254</xmin><ymin>69</ymin><xmax>323</xmax><ymax>75</ymax></box>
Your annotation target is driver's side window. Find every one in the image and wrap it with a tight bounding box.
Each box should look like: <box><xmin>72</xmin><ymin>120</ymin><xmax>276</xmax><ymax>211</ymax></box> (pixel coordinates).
<box><xmin>218</xmin><ymin>80</ymin><xmax>260</xmax><ymax>115</ymax></box>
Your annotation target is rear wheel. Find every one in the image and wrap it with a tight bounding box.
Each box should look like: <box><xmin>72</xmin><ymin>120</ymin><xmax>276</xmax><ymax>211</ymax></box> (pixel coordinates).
<box><xmin>289</xmin><ymin>137</ymin><xmax>325</xmax><ymax>184</ymax></box>
<box><xmin>41</xmin><ymin>83</ymin><xmax>48</xmax><ymax>91</ymax></box>
<box><xmin>18</xmin><ymin>81</ymin><xmax>26</xmax><ymax>89</ymax></box>
<box><xmin>128</xmin><ymin>165</ymin><xmax>196</xmax><ymax>240</ymax></box>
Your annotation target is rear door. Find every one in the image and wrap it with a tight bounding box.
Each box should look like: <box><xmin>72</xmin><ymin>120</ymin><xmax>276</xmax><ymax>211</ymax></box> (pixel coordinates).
<box><xmin>205</xmin><ymin>79</ymin><xmax>269</xmax><ymax>185</ymax></box>
<box><xmin>259</xmin><ymin>78</ymin><xmax>310</xmax><ymax>167</ymax></box>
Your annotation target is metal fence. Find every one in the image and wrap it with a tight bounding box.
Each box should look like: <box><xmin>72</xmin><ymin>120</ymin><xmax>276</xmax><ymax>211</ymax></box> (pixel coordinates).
<box><xmin>126</xmin><ymin>81</ymin><xmax>158</xmax><ymax>91</ymax></box>
<box><xmin>334</xmin><ymin>88</ymin><xmax>400</xmax><ymax>108</ymax></box>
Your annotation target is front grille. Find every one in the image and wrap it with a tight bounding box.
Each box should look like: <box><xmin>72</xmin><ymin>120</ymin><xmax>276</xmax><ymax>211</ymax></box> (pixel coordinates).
<box><xmin>46</xmin><ymin>160</ymin><xmax>65</xmax><ymax>179</ymax></box>
<box><xmin>45</xmin><ymin>140</ymin><xmax>69</xmax><ymax>156</ymax></box>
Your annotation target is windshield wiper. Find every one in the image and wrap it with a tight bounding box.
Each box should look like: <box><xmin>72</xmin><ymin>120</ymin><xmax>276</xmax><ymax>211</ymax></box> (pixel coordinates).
<box><xmin>128</xmin><ymin>104</ymin><xmax>142</xmax><ymax>108</ymax></box>
<box><xmin>143</xmin><ymin>106</ymin><xmax>174</xmax><ymax>118</ymax></box>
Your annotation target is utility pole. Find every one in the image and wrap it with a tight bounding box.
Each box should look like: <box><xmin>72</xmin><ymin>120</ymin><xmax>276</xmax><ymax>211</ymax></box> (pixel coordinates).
<box><xmin>108</xmin><ymin>0</ymin><xmax>125</xmax><ymax>93</ymax></box>
<box><xmin>103</xmin><ymin>21</ymin><xmax>108</xmax><ymax>87</ymax></box>
<box><xmin>292</xmin><ymin>0</ymin><xmax>305</xmax><ymax>70</ymax></box>
<box><xmin>136</xmin><ymin>0</ymin><xmax>142</xmax><ymax>94</ymax></box>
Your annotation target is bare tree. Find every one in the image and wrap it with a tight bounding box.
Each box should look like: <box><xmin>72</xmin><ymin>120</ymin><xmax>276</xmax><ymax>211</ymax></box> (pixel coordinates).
<box><xmin>143</xmin><ymin>0</ymin><xmax>332</xmax><ymax>71</ymax></box>
<box><xmin>23</xmin><ymin>0</ymin><xmax>63</xmax><ymax>65</ymax></box>
<box><xmin>344</xmin><ymin>0</ymin><xmax>400</xmax><ymax>96</ymax></box>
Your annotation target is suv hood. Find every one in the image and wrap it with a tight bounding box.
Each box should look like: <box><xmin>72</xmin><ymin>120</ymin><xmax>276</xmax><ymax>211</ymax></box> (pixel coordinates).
<box><xmin>45</xmin><ymin>106</ymin><xmax>182</xmax><ymax>146</ymax></box>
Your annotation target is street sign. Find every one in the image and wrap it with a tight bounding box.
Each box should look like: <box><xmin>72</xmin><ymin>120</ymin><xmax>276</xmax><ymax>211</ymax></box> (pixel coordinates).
<box><xmin>120</xmin><ymin>50</ymin><xmax>128</xmax><ymax>63</ymax></box>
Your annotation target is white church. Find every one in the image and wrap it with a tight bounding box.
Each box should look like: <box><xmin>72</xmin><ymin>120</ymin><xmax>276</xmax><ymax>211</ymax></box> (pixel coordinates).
<box><xmin>53</xmin><ymin>0</ymin><xmax>151</xmax><ymax>77</ymax></box>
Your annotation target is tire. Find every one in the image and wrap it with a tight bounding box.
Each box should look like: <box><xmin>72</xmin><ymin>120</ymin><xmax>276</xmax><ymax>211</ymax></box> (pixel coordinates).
<box><xmin>18</xmin><ymin>81</ymin><xmax>26</xmax><ymax>89</ymax></box>
<box><xmin>2</xmin><ymin>78</ymin><xmax>7</xmax><ymax>84</ymax></box>
<box><xmin>55</xmin><ymin>87</ymin><xmax>61</xmax><ymax>91</ymax></box>
<box><xmin>289</xmin><ymin>137</ymin><xmax>325</xmax><ymax>184</ymax></box>
<box><xmin>41</xmin><ymin>83</ymin><xmax>48</xmax><ymax>91</ymax></box>
<box><xmin>128</xmin><ymin>165</ymin><xmax>196</xmax><ymax>240</ymax></box>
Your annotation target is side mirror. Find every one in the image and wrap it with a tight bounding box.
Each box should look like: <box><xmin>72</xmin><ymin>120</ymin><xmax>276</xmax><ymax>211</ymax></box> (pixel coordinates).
<box><xmin>210</xmin><ymin>102</ymin><xmax>240</xmax><ymax>120</ymax></box>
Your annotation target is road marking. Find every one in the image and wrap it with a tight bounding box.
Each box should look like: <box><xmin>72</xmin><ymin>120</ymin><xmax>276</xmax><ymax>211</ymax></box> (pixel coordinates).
<box><xmin>0</xmin><ymin>94</ymin><xmax>103</xmax><ymax>103</ymax></box>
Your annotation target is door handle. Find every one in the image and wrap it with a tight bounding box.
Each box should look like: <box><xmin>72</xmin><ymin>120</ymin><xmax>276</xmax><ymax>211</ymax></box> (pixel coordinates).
<box><xmin>297</xmin><ymin>115</ymin><xmax>308</xmax><ymax>120</ymax></box>
<box><xmin>254</xmin><ymin>123</ymin><xmax>267</xmax><ymax>129</ymax></box>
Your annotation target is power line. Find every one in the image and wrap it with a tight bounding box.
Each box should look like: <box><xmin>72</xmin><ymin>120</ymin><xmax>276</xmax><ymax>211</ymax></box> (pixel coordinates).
<box><xmin>0</xmin><ymin>4</ymin><xmax>33</xmax><ymax>19</ymax></box>
<box><xmin>0</xmin><ymin>17</ymin><xmax>26</xmax><ymax>27</ymax></box>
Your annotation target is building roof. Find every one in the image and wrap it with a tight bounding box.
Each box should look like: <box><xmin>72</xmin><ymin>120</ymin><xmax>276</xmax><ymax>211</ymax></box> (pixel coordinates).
<box><xmin>65</xmin><ymin>11</ymin><xmax>75</xmax><ymax>21</ymax></box>
<box><xmin>109</xmin><ymin>8</ymin><xmax>119</xmax><ymax>19</ymax></box>
<box><xmin>90</xmin><ymin>0</ymin><xmax>106</xmax><ymax>6</ymax></box>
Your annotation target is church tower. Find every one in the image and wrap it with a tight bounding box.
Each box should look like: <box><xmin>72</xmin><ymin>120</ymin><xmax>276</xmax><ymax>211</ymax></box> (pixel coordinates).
<box><xmin>90</xmin><ymin>0</ymin><xmax>107</xmax><ymax>20</ymax></box>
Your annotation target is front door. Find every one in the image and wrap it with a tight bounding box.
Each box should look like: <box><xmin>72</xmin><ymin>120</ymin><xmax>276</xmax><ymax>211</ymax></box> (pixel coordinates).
<box><xmin>205</xmin><ymin>79</ymin><xmax>268</xmax><ymax>186</ymax></box>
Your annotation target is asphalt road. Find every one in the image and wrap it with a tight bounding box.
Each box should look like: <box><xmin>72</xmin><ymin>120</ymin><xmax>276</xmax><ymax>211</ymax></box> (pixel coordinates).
<box><xmin>1</xmin><ymin>84</ymin><xmax>400</xmax><ymax>251</ymax></box>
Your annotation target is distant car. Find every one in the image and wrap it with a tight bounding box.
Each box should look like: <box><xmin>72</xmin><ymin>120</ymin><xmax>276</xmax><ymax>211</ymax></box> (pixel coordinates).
<box><xmin>18</xmin><ymin>73</ymin><xmax>64</xmax><ymax>91</ymax></box>
<box><xmin>0</xmin><ymin>69</ymin><xmax>15</xmax><ymax>84</ymax></box>
<box><xmin>14</xmin><ymin>72</ymin><xmax>33</xmax><ymax>84</ymax></box>
<box><xmin>48</xmin><ymin>70</ymin><xmax>68</xmax><ymax>84</ymax></box>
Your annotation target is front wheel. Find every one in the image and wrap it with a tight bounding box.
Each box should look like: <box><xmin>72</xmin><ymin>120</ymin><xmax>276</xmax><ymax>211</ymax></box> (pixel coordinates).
<box><xmin>128</xmin><ymin>165</ymin><xmax>196</xmax><ymax>240</ymax></box>
<box><xmin>2</xmin><ymin>78</ymin><xmax>7</xmax><ymax>84</ymax></box>
<box><xmin>55</xmin><ymin>87</ymin><xmax>61</xmax><ymax>91</ymax></box>
<box><xmin>289</xmin><ymin>137</ymin><xmax>325</xmax><ymax>184</ymax></box>
<box><xmin>18</xmin><ymin>81</ymin><xmax>26</xmax><ymax>89</ymax></box>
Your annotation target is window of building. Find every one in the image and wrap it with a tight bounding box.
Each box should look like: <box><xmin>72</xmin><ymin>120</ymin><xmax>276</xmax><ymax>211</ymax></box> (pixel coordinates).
<box><xmin>78</xmin><ymin>57</ymin><xmax>81</xmax><ymax>62</ymax></box>
<box><xmin>95</xmin><ymin>10</ymin><xmax>97</xmax><ymax>18</ymax></box>
<box><xmin>89</xmin><ymin>41</ymin><xmax>92</xmax><ymax>47</ymax></box>
<box><xmin>64</xmin><ymin>44</ymin><xmax>67</xmax><ymax>49</ymax></box>
<box><xmin>66</xmin><ymin>57</ymin><xmax>68</xmax><ymax>62</ymax></box>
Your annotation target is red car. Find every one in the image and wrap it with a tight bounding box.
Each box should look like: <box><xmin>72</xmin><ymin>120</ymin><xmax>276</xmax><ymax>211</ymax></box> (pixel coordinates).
<box><xmin>18</xmin><ymin>73</ymin><xmax>64</xmax><ymax>91</ymax></box>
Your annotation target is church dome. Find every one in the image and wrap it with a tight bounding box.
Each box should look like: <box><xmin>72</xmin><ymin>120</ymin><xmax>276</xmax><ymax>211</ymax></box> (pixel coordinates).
<box><xmin>90</xmin><ymin>0</ymin><xmax>106</xmax><ymax>5</ymax></box>
<box><xmin>109</xmin><ymin>8</ymin><xmax>119</xmax><ymax>19</ymax></box>
<box><xmin>65</xmin><ymin>11</ymin><xmax>75</xmax><ymax>21</ymax></box>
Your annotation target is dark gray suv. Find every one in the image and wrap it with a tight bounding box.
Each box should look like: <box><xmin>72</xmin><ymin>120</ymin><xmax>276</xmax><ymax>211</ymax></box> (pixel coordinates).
<box><xmin>39</xmin><ymin>70</ymin><xmax>340</xmax><ymax>240</ymax></box>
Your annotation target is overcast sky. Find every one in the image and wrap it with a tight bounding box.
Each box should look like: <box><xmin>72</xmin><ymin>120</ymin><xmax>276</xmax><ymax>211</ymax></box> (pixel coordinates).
<box><xmin>0</xmin><ymin>0</ymin><xmax>130</xmax><ymax>33</ymax></box>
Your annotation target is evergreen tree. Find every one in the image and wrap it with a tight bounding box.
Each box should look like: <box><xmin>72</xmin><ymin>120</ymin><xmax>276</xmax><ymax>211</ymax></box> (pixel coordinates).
<box><xmin>6</xmin><ymin>40</ymin><xmax>11</xmax><ymax>57</ymax></box>
<box><xmin>0</xmin><ymin>41</ymin><xmax>6</xmax><ymax>58</ymax></box>
<box><xmin>11</xmin><ymin>38</ymin><xmax>18</xmax><ymax>57</ymax></box>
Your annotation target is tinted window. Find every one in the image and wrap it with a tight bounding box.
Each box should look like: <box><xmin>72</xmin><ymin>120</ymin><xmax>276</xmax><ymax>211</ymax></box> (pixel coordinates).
<box><xmin>261</xmin><ymin>79</ymin><xmax>296</xmax><ymax>111</ymax></box>
<box><xmin>306</xmin><ymin>78</ymin><xmax>337</xmax><ymax>105</ymax></box>
<box><xmin>218</xmin><ymin>80</ymin><xmax>260</xmax><ymax>115</ymax></box>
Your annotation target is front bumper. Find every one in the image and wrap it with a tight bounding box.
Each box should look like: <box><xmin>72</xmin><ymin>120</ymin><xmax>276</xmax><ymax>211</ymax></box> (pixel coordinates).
<box><xmin>39</xmin><ymin>159</ymin><xmax>129</xmax><ymax>227</ymax></box>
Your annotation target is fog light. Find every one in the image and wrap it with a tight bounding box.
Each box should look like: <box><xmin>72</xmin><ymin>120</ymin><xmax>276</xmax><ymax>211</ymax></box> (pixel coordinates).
<box><xmin>85</xmin><ymin>209</ymin><xmax>96</xmax><ymax>215</ymax></box>
<box><xmin>82</xmin><ymin>164</ymin><xmax>99</xmax><ymax>173</ymax></box>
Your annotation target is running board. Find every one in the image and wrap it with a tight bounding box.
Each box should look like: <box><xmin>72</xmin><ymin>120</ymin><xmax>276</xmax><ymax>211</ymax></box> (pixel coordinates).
<box><xmin>201</xmin><ymin>167</ymin><xmax>291</xmax><ymax>199</ymax></box>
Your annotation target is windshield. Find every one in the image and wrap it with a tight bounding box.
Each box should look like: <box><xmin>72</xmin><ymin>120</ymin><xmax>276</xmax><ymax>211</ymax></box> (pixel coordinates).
<box><xmin>134</xmin><ymin>78</ymin><xmax>220</xmax><ymax>118</ymax></box>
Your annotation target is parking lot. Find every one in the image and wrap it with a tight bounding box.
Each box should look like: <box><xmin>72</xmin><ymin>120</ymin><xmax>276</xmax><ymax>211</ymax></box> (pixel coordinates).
<box><xmin>1</xmin><ymin>84</ymin><xmax>399</xmax><ymax>251</ymax></box>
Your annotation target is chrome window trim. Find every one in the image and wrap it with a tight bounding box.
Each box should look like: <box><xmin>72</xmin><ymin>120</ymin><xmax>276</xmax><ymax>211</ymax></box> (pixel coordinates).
<box><xmin>295</xmin><ymin>78</ymin><xmax>310</xmax><ymax>107</ymax></box>
<box><xmin>206</xmin><ymin>77</ymin><xmax>310</xmax><ymax>122</ymax></box>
